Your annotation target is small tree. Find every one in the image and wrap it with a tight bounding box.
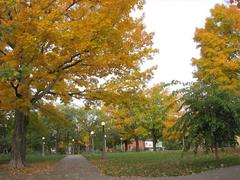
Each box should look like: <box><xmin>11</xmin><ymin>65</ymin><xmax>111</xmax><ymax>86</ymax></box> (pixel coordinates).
<box><xmin>138</xmin><ymin>84</ymin><xmax>179</xmax><ymax>151</ymax></box>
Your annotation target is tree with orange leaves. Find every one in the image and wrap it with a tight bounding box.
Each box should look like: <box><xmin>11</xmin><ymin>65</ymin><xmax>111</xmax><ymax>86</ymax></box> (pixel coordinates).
<box><xmin>0</xmin><ymin>0</ymin><xmax>156</xmax><ymax>168</ymax></box>
<box><xmin>192</xmin><ymin>4</ymin><xmax>240</xmax><ymax>94</ymax></box>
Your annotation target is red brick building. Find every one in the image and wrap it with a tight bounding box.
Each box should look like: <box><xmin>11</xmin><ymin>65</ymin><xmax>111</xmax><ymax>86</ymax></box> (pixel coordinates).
<box><xmin>127</xmin><ymin>140</ymin><xmax>145</xmax><ymax>151</ymax></box>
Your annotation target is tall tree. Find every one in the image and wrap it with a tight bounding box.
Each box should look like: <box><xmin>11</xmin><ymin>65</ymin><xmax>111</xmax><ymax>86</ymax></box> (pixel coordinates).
<box><xmin>192</xmin><ymin>4</ymin><xmax>240</xmax><ymax>94</ymax></box>
<box><xmin>0</xmin><ymin>0</ymin><xmax>156</xmax><ymax>167</ymax></box>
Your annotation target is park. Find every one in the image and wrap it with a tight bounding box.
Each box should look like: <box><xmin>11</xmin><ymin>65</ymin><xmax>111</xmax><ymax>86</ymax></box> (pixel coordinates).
<box><xmin>0</xmin><ymin>0</ymin><xmax>240</xmax><ymax>179</ymax></box>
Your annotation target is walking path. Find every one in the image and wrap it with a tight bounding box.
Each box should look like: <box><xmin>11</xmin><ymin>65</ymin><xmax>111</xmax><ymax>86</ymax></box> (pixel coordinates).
<box><xmin>1</xmin><ymin>155</ymin><xmax>240</xmax><ymax>180</ymax></box>
<box><xmin>37</xmin><ymin>155</ymin><xmax>240</xmax><ymax>180</ymax></box>
<box><xmin>35</xmin><ymin>155</ymin><xmax>108</xmax><ymax>180</ymax></box>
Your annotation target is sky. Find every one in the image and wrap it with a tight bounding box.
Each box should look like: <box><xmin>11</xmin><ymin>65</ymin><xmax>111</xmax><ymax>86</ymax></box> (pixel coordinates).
<box><xmin>142</xmin><ymin>0</ymin><xmax>223</xmax><ymax>85</ymax></box>
<box><xmin>72</xmin><ymin>0</ymin><xmax>225</xmax><ymax>106</ymax></box>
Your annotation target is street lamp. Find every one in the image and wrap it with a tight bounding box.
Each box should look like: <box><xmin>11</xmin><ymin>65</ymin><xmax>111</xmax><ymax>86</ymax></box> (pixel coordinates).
<box><xmin>101</xmin><ymin>121</ymin><xmax>105</xmax><ymax>159</ymax></box>
<box><xmin>52</xmin><ymin>130</ymin><xmax>57</xmax><ymax>153</ymax></box>
<box><xmin>42</xmin><ymin>136</ymin><xmax>45</xmax><ymax>156</ymax></box>
<box><xmin>76</xmin><ymin>124</ymin><xmax>81</xmax><ymax>154</ymax></box>
<box><xmin>104</xmin><ymin>135</ymin><xmax>107</xmax><ymax>151</ymax></box>
<box><xmin>72</xmin><ymin>139</ymin><xmax>75</xmax><ymax>155</ymax></box>
<box><xmin>120</xmin><ymin>137</ymin><xmax>123</xmax><ymax>152</ymax></box>
<box><xmin>90</xmin><ymin>131</ymin><xmax>95</xmax><ymax>153</ymax></box>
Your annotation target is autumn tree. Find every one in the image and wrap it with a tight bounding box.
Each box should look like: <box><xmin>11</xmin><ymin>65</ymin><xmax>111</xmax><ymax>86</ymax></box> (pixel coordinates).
<box><xmin>102</xmin><ymin>84</ymin><xmax>180</xmax><ymax>152</ymax></box>
<box><xmin>102</xmin><ymin>90</ymin><xmax>151</xmax><ymax>152</ymax></box>
<box><xmin>228</xmin><ymin>0</ymin><xmax>240</xmax><ymax>7</ymax></box>
<box><xmin>103</xmin><ymin>104</ymin><xmax>135</xmax><ymax>151</ymax></box>
<box><xmin>137</xmin><ymin>84</ymin><xmax>179</xmax><ymax>151</ymax></box>
<box><xmin>0</xmin><ymin>0</ymin><xmax>156</xmax><ymax>168</ymax></box>
<box><xmin>192</xmin><ymin>4</ymin><xmax>240</xmax><ymax>93</ymax></box>
<box><xmin>173</xmin><ymin>3</ymin><xmax>240</xmax><ymax>157</ymax></box>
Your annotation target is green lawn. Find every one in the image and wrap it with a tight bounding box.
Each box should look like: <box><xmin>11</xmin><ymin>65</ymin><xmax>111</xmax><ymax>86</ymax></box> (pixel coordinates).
<box><xmin>0</xmin><ymin>154</ymin><xmax>65</xmax><ymax>165</ymax></box>
<box><xmin>83</xmin><ymin>150</ymin><xmax>240</xmax><ymax>177</ymax></box>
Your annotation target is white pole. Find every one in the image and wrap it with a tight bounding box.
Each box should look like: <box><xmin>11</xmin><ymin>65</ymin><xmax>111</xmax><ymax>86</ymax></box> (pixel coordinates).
<box><xmin>104</xmin><ymin>135</ymin><xmax>107</xmax><ymax>152</ymax></box>
<box><xmin>42</xmin><ymin>142</ymin><xmax>45</xmax><ymax>156</ymax></box>
<box><xmin>120</xmin><ymin>139</ymin><xmax>123</xmax><ymax>152</ymax></box>
<box><xmin>42</xmin><ymin>137</ymin><xmax>45</xmax><ymax>156</ymax></box>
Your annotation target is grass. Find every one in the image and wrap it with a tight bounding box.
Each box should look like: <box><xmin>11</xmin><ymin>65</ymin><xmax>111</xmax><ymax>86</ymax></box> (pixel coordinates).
<box><xmin>0</xmin><ymin>154</ymin><xmax>9</xmax><ymax>165</ymax></box>
<box><xmin>0</xmin><ymin>153</ymin><xmax>65</xmax><ymax>176</ymax></box>
<box><xmin>26</xmin><ymin>154</ymin><xmax>65</xmax><ymax>163</ymax></box>
<box><xmin>83</xmin><ymin>150</ymin><xmax>240</xmax><ymax>177</ymax></box>
<box><xmin>0</xmin><ymin>153</ymin><xmax>65</xmax><ymax>165</ymax></box>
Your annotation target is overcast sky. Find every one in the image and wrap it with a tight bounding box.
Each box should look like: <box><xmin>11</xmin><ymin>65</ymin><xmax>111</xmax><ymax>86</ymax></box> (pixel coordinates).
<box><xmin>142</xmin><ymin>0</ymin><xmax>223</xmax><ymax>86</ymax></box>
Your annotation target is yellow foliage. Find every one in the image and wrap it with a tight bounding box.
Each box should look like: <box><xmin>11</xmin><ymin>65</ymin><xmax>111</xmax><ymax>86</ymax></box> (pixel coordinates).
<box><xmin>193</xmin><ymin>4</ymin><xmax>240</xmax><ymax>93</ymax></box>
<box><xmin>0</xmin><ymin>0</ymin><xmax>156</xmax><ymax>112</ymax></box>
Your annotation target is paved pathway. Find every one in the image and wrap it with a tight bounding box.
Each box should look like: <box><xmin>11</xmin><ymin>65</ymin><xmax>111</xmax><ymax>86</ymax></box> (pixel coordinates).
<box><xmin>38</xmin><ymin>155</ymin><xmax>240</xmax><ymax>180</ymax></box>
<box><xmin>35</xmin><ymin>155</ymin><xmax>109</xmax><ymax>180</ymax></box>
<box><xmin>1</xmin><ymin>155</ymin><xmax>240</xmax><ymax>180</ymax></box>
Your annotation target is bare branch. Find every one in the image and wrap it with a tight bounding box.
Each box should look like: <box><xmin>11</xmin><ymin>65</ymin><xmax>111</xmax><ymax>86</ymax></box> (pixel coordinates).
<box><xmin>58</xmin><ymin>53</ymin><xmax>81</xmax><ymax>69</ymax></box>
<box><xmin>0</xmin><ymin>49</ymin><xmax>6</xmax><ymax>56</ymax></box>
<box><xmin>31</xmin><ymin>73</ymin><xmax>61</xmax><ymax>104</ymax></box>
<box><xmin>10</xmin><ymin>81</ymin><xmax>21</xmax><ymax>98</ymax></box>
<box><xmin>48</xmin><ymin>52</ymin><xmax>86</xmax><ymax>73</ymax></box>
<box><xmin>62</xmin><ymin>59</ymin><xmax>83</xmax><ymax>70</ymax></box>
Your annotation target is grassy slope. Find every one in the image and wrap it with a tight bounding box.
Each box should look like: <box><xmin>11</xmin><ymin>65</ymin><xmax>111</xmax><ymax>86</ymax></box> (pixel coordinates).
<box><xmin>83</xmin><ymin>151</ymin><xmax>240</xmax><ymax>177</ymax></box>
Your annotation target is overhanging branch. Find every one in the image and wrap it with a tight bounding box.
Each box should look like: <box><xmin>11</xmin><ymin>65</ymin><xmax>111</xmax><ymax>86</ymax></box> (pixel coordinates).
<box><xmin>0</xmin><ymin>49</ymin><xmax>6</xmax><ymax>56</ymax></box>
<box><xmin>31</xmin><ymin>73</ymin><xmax>61</xmax><ymax>104</ymax></box>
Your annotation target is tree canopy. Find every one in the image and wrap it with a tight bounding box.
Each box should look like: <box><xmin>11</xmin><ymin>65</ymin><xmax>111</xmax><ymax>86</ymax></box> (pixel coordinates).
<box><xmin>0</xmin><ymin>0</ymin><xmax>156</xmax><ymax>111</ymax></box>
<box><xmin>192</xmin><ymin>4</ymin><xmax>240</xmax><ymax>94</ymax></box>
<box><xmin>0</xmin><ymin>0</ymin><xmax>156</xmax><ymax>168</ymax></box>
<box><xmin>175</xmin><ymin>83</ymin><xmax>240</xmax><ymax>158</ymax></box>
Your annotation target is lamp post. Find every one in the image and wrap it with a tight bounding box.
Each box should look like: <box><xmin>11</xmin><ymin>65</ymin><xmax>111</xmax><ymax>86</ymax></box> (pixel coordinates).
<box><xmin>52</xmin><ymin>129</ymin><xmax>57</xmax><ymax>153</ymax></box>
<box><xmin>42</xmin><ymin>136</ymin><xmax>45</xmax><ymax>156</ymax></box>
<box><xmin>76</xmin><ymin>124</ymin><xmax>80</xmax><ymax>154</ymax></box>
<box><xmin>90</xmin><ymin>131</ymin><xmax>95</xmax><ymax>153</ymax></box>
<box><xmin>72</xmin><ymin>139</ymin><xmax>75</xmax><ymax>155</ymax></box>
<box><xmin>54</xmin><ymin>139</ymin><xmax>57</xmax><ymax>154</ymax></box>
<box><xmin>120</xmin><ymin>137</ymin><xmax>123</xmax><ymax>152</ymax></box>
<box><xmin>104</xmin><ymin>134</ymin><xmax>107</xmax><ymax>151</ymax></box>
<box><xmin>101</xmin><ymin>122</ymin><xmax>105</xmax><ymax>159</ymax></box>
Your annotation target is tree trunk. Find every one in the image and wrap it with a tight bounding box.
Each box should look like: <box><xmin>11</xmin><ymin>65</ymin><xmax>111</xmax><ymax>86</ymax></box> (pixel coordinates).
<box><xmin>213</xmin><ymin>135</ymin><xmax>219</xmax><ymax>159</ymax></box>
<box><xmin>182</xmin><ymin>136</ymin><xmax>185</xmax><ymax>151</ymax></box>
<box><xmin>214</xmin><ymin>142</ymin><xmax>219</xmax><ymax>159</ymax></box>
<box><xmin>9</xmin><ymin>110</ymin><xmax>29</xmax><ymax>168</ymax></box>
<box><xmin>77</xmin><ymin>144</ymin><xmax>80</xmax><ymax>154</ymax></box>
<box><xmin>88</xmin><ymin>132</ymin><xmax>91</xmax><ymax>152</ymax></box>
<box><xmin>135</xmin><ymin>137</ymin><xmax>139</xmax><ymax>152</ymax></box>
<box><xmin>124</xmin><ymin>140</ymin><xmax>128</xmax><ymax>152</ymax></box>
<box><xmin>56</xmin><ymin>129</ymin><xmax>59</xmax><ymax>153</ymax></box>
<box><xmin>193</xmin><ymin>144</ymin><xmax>198</xmax><ymax>157</ymax></box>
<box><xmin>153</xmin><ymin>137</ymin><xmax>157</xmax><ymax>152</ymax></box>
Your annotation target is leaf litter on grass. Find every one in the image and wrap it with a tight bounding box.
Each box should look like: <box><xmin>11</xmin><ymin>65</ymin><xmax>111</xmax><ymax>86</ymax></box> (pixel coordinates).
<box><xmin>0</xmin><ymin>161</ymin><xmax>57</xmax><ymax>177</ymax></box>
